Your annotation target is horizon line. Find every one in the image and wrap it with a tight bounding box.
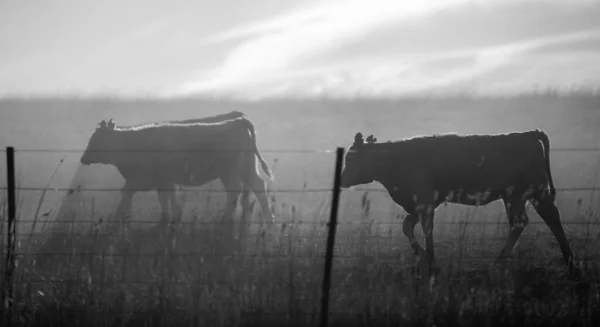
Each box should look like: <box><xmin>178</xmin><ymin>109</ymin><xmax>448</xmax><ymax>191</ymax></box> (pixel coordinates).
<box><xmin>1</xmin><ymin>86</ymin><xmax>599</xmax><ymax>103</ymax></box>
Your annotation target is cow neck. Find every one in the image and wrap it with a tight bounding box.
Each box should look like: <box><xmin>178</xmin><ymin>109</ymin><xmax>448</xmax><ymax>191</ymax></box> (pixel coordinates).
<box><xmin>372</xmin><ymin>142</ymin><xmax>417</xmax><ymax>185</ymax></box>
<box><xmin>108</xmin><ymin>129</ymin><xmax>149</xmax><ymax>168</ymax></box>
<box><xmin>363</xmin><ymin>143</ymin><xmax>397</xmax><ymax>186</ymax></box>
<box><xmin>115</xmin><ymin>128</ymin><xmax>158</xmax><ymax>148</ymax></box>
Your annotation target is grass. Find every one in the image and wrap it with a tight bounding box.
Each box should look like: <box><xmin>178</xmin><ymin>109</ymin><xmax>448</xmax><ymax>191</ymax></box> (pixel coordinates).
<box><xmin>1</xmin><ymin>92</ymin><xmax>600</xmax><ymax>326</ymax></box>
<box><xmin>1</xmin><ymin>186</ymin><xmax>600</xmax><ymax>327</ymax></box>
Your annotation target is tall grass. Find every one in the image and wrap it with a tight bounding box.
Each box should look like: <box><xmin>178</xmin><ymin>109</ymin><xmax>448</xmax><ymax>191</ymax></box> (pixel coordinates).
<box><xmin>0</xmin><ymin>184</ymin><xmax>598</xmax><ymax>327</ymax></box>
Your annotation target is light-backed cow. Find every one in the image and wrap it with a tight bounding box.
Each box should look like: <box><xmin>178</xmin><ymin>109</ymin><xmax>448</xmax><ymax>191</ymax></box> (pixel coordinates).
<box><xmin>80</xmin><ymin>111</ymin><xmax>275</xmax><ymax>228</ymax></box>
<box><xmin>340</xmin><ymin>130</ymin><xmax>575</xmax><ymax>275</ymax></box>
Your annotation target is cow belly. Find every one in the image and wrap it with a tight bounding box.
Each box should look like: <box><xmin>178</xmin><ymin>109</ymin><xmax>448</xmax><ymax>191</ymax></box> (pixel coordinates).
<box><xmin>177</xmin><ymin>165</ymin><xmax>221</xmax><ymax>186</ymax></box>
<box><xmin>435</xmin><ymin>179</ymin><xmax>517</xmax><ymax>206</ymax></box>
<box><xmin>453</xmin><ymin>189</ymin><xmax>504</xmax><ymax>206</ymax></box>
<box><xmin>436</xmin><ymin>155</ymin><xmax>530</xmax><ymax>188</ymax></box>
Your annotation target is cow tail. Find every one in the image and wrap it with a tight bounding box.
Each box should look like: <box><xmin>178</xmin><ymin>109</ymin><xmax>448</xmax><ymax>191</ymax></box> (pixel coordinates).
<box><xmin>246</xmin><ymin>120</ymin><xmax>274</xmax><ymax>181</ymax></box>
<box><xmin>537</xmin><ymin>129</ymin><xmax>556</xmax><ymax>200</ymax></box>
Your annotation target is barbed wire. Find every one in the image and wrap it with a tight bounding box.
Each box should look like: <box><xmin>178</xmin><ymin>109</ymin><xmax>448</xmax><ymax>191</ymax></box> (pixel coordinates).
<box><xmin>9</xmin><ymin>252</ymin><xmax>426</xmax><ymax>259</ymax></box>
<box><xmin>2</xmin><ymin>186</ymin><xmax>600</xmax><ymax>193</ymax></box>
<box><xmin>16</xmin><ymin>279</ymin><xmax>324</xmax><ymax>287</ymax></box>
<box><xmin>5</xmin><ymin>147</ymin><xmax>600</xmax><ymax>154</ymax></box>
<box><xmin>11</xmin><ymin>149</ymin><xmax>335</xmax><ymax>154</ymax></box>
<box><xmin>13</xmin><ymin>219</ymin><xmax>600</xmax><ymax>226</ymax></box>
<box><xmin>2</xmin><ymin>186</ymin><xmax>328</xmax><ymax>193</ymax></box>
<box><xmin>0</xmin><ymin>306</ymin><xmax>382</xmax><ymax>319</ymax></box>
<box><xmin>14</xmin><ymin>252</ymin><xmax>600</xmax><ymax>265</ymax></box>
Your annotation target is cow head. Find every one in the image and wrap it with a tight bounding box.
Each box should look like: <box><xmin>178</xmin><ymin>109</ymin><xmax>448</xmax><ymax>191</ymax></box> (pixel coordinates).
<box><xmin>340</xmin><ymin>132</ymin><xmax>378</xmax><ymax>188</ymax></box>
<box><xmin>80</xmin><ymin>119</ymin><xmax>118</xmax><ymax>165</ymax></box>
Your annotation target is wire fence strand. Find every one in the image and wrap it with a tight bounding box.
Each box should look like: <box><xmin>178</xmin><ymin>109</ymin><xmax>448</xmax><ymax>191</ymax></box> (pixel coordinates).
<box><xmin>13</xmin><ymin>149</ymin><xmax>337</xmax><ymax>154</ymax></box>
<box><xmin>7</xmin><ymin>147</ymin><xmax>600</xmax><ymax>154</ymax></box>
<box><xmin>2</xmin><ymin>186</ymin><xmax>600</xmax><ymax>193</ymax></box>
<box><xmin>15</xmin><ymin>252</ymin><xmax>600</xmax><ymax>265</ymax></box>
<box><xmin>13</xmin><ymin>219</ymin><xmax>600</xmax><ymax>227</ymax></box>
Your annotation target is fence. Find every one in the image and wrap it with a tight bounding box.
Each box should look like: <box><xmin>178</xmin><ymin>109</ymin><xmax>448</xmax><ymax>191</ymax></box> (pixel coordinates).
<box><xmin>1</xmin><ymin>146</ymin><xmax>600</xmax><ymax>326</ymax></box>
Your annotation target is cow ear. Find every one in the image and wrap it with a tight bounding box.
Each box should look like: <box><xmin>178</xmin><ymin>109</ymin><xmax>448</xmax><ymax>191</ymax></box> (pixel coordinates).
<box><xmin>107</xmin><ymin>119</ymin><xmax>115</xmax><ymax>130</ymax></box>
<box><xmin>353</xmin><ymin>132</ymin><xmax>364</xmax><ymax>147</ymax></box>
<box><xmin>99</xmin><ymin>120</ymin><xmax>107</xmax><ymax>129</ymax></box>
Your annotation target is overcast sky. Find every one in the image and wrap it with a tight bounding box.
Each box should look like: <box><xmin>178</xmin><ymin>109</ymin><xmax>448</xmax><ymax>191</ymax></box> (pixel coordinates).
<box><xmin>1</xmin><ymin>0</ymin><xmax>600</xmax><ymax>98</ymax></box>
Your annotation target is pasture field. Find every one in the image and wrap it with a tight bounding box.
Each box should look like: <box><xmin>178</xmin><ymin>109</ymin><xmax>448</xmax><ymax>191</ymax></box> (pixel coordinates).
<box><xmin>1</xmin><ymin>92</ymin><xmax>600</xmax><ymax>326</ymax></box>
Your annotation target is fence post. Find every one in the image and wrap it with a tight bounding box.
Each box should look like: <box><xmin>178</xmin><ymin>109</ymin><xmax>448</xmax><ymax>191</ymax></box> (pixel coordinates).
<box><xmin>320</xmin><ymin>147</ymin><xmax>344</xmax><ymax>327</ymax></box>
<box><xmin>1</xmin><ymin>147</ymin><xmax>16</xmax><ymax>325</ymax></box>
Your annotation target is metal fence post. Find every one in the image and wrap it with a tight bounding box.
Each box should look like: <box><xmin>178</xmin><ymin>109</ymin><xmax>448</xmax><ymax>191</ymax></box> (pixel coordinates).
<box><xmin>1</xmin><ymin>147</ymin><xmax>16</xmax><ymax>325</ymax></box>
<box><xmin>320</xmin><ymin>147</ymin><xmax>344</xmax><ymax>327</ymax></box>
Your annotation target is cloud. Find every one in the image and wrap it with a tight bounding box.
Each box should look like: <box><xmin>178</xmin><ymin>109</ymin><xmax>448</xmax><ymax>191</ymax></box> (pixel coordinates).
<box><xmin>404</xmin><ymin>28</ymin><xmax>600</xmax><ymax>93</ymax></box>
<box><xmin>165</xmin><ymin>0</ymin><xmax>600</xmax><ymax>99</ymax></box>
<box><xmin>373</xmin><ymin>28</ymin><xmax>600</xmax><ymax>96</ymax></box>
<box><xmin>59</xmin><ymin>19</ymin><xmax>172</xmax><ymax>84</ymax></box>
<box><xmin>197</xmin><ymin>4</ymin><xmax>328</xmax><ymax>46</ymax></box>
<box><xmin>173</xmin><ymin>0</ymin><xmax>503</xmax><ymax>96</ymax></box>
<box><xmin>181</xmin><ymin>27</ymin><xmax>600</xmax><ymax>99</ymax></box>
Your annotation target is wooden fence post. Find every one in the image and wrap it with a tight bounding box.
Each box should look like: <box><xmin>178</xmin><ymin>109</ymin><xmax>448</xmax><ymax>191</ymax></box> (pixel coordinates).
<box><xmin>320</xmin><ymin>147</ymin><xmax>344</xmax><ymax>327</ymax></box>
<box><xmin>1</xmin><ymin>147</ymin><xmax>16</xmax><ymax>325</ymax></box>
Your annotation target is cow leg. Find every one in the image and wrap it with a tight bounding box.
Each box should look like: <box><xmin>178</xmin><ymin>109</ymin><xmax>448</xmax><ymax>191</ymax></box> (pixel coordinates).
<box><xmin>218</xmin><ymin>175</ymin><xmax>242</xmax><ymax>253</ymax></box>
<box><xmin>220</xmin><ymin>175</ymin><xmax>242</xmax><ymax>222</ymax></box>
<box><xmin>115</xmin><ymin>190</ymin><xmax>134</xmax><ymax>221</ymax></box>
<box><xmin>243</xmin><ymin>171</ymin><xmax>275</xmax><ymax>226</ymax></box>
<box><xmin>115</xmin><ymin>185</ymin><xmax>136</xmax><ymax>235</ymax></box>
<box><xmin>420</xmin><ymin>205</ymin><xmax>436</xmax><ymax>270</ymax></box>
<box><xmin>495</xmin><ymin>198</ymin><xmax>528</xmax><ymax>265</ymax></box>
<box><xmin>402</xmin><ymin>213</ymin><xmax>425</xmax><ymax>255</ymax></box>
<box><xmin>532</xmin><ymin>197</ymin><xmax>575</xmax><ymax>272</ymax></box>
<box><xmin>236</xmin><ymin>184</ymin><xmax>252</xmax><ymax>254</ymax></box>
<box><xmin>220</xmin><ymin>176</ymin><xmax>243</xmax><ymax>223</ymax></box>
<box><xmin>239</xmin><ymin>185</ymin><xmax>252</xmax><ymax>221</ymax></box>
<box><xmin>170</xmin><ymin>187</ymin><xmax>184</xmax><ymax>224</ymax></box>
<box><xmin>157</xmin><ymin>190</ymin><xmax>170</xmax><ymax>224</ymax></box>
<box><xmin>157</xmin><ymin>186</ymin><xmax>178</xmax><ymax>225</ymax></box>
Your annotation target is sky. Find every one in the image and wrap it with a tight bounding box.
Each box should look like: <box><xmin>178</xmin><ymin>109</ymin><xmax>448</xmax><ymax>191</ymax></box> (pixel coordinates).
<box><xmin>1</xmin><ymin>0</ymin><xmax>600</xmax><ymax>99</ymax></box>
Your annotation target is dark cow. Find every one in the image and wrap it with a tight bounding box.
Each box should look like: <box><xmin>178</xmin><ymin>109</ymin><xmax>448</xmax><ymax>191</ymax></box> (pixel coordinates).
<box><xmin>340</xmin><ymin>130</ymin><xmax>575</xmax><ymax>275</ymax></box>
<box><xmin>80</xmin><ymin>111</ymin><xmax>275</xmax><ymax>228</ymax></box>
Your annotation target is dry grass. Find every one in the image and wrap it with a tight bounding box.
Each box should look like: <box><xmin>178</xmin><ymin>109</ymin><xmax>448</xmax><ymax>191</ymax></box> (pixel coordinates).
<box><xmin>1</xmin><ymin>188</ymin><xmax>599</xmax><ymax>327</ymax></box>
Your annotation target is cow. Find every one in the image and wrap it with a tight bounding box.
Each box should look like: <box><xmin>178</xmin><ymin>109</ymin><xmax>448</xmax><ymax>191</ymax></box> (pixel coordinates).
<box><xmin>80</xmin><ymin>111</ymin><xmax>275</xmax><ymax>231</ymax></box>
<box><xmin>340</xmin><ymin>130</ymin><xmax>575</xmax><ymax>276</ymax></box>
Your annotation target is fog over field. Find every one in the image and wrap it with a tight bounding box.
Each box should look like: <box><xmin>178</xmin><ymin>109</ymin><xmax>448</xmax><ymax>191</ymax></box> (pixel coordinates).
<box><xmin>1</xmin><ymin>94</ymin><xmax>599</xmax><ymax>229</ymax></box>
